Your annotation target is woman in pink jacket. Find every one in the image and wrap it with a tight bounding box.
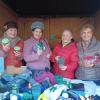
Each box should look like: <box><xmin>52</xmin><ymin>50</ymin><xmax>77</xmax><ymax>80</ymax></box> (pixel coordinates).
<box><xmin>24</xmin><ymin>21</ymin><xmax>51</xmax><ymax>77</ymax></box>
<box><xmin>51</xmin><ymin>29</ymin><xmax>78</xmax><ymax>78</ymax></box>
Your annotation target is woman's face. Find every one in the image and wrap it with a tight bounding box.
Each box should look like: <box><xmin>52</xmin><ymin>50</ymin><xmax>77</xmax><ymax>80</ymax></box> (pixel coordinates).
<box><xmin>81</xmin><ymin>28</ymin><xmax>93</xmax><ymax>42</ymax></box>
<box><xmin>32</xmin><ymin>28</ymin><xmax>43</xmax><ymax>40</ymax></box>
<box><xmin>62</xmin><ymin>30</ymin><xmax>73</xmax><ymax>43</ymax></box>
<box><xmin>6</xmin><ymin>28</ymin><xmax>17</xmax><ymax>38</ymax></box>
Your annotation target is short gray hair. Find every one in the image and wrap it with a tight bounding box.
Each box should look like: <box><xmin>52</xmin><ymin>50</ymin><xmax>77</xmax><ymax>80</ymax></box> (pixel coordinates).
<box><xmin>80</xmin><ymin>24</ymin><xmax>95</xmax><ymax>33</ymax></box>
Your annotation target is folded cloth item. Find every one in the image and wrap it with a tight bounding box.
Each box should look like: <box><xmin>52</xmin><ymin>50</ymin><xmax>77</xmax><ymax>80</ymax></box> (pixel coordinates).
<box><xmin>5</xmin><ymin>66</ymin><xmax>27</xmax><ymax>75</ymax></box>
<box><xmin>0</xmin><ymin>92</ymin><xmax>10</xmax><ymax>100</ymax></box>
<box><xmin>90</xmin><ymin>80</ymin><xmax>100</xmax><ymax>86</ymax></box>
<box><xmin>40</xmin><ymin>78</ymin><xmax>50</xmax><ymax>93</ymax></box>
<box><xmin>0</xmin><ymin>72</ymin><xmax>31</xmax><ymax>93</ymax></box>
<box><xmin>34</xmin><ymin>72</ymin><xmax>56</xmax><ymax>85</ymax></box>
<box><xmin>55</xmin><ymin>75</ymin><xmax>63</xmax><ymax>84</ymax></box>
<box><xmin>0</xmin><ymin>74</ymin><xmax>13</xmax><ymax>84</ymax></box>
<box><xmin>42</xmin><ymin>84</ymin><xmax>68</xmax><ymax>100</ymax></box>
<box><xmin>71</xmin><ymin>83</ymin><xmax>84</xmax><ymax>91</ymax></box>
<box><xmin>55</xmin><ymin>75</ymin><xmax>72</xmax><ymax>89</ymax></box>
<box><xmin>15</xmin><ymin>72</ymin><xmax>31</xmax><ymax>80</ymax></box>
<box><xmin>94</xmin><ymin>95</ymin><xmax>100</xmax><ymax>100</ymax></box>
<box><xmin>68</xmin><ymin>90</ymin><xmax>85</xmax><ymax>100</ymax></box>
<box><xmin>8</xmin><ymin>73</ymin><xmax>31</xmax><ymax>89</ymax></box>
<box><xmin>19</xmin><ymin>87</ymin><xmax>32</xmax><ymax>94</ymax></box>
<box><xmin>0</xmin><ymin>85</ymin><xmax>11</xmax><ymax>93</ymax></box>
<box><xmin>38</xmin><ymin>93</ymin><xmax>48</xmax><ymax>100</ymax></box>
<box><xmin>23</xmin><ymin>92</ymin><xmax>33</xmax><ymax>100</ymax></box>
<box><xmin>32</xmin><ymin>82</ymin><xmax>41</xmax><ymax>100</ymax></box>
<box><xmin>27</xmin><ymin>67</ymin><xmax>44</xmax><ymax>77</ymax></box>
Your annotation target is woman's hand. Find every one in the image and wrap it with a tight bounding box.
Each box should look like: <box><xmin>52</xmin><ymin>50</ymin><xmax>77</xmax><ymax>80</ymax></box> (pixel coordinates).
<box><xmin>79</xmin><ymin>60</ymin><xmax>94</xmax><ymax>67</ymax></box>
<box><xmin>60</xmin><ymin>65</ymin><xmax>67</xmax><ymax>71</ymax></box>
<box><xmin>46</xmin><ymin>54</ymin><xmax>51</xmax><ymax>58</ymax></box>
<box><xmin>14</xmin><ymin>51</ymin><xmax>22</xmax><ymax>57</ymax></box>
<box><xmin>85</xmin><ymin>61</ymin><xmax>94</xmax><ymax>67</ymax></box>
<box><xmin>55</xmin><ymin>56</ymin><xmax>60</xmax><ymax>61</ymax></box>
<box><xmin>37</xmin><ymin>49</ymin><xmax>43</xmax><ymax>56</ymax></box>
<box><xmin>2</xmin><ymin>43</ymin><xmax>10</xmax><ymax>52</ymax></box>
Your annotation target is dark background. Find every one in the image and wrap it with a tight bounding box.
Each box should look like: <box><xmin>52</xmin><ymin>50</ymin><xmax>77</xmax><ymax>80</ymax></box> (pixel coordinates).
<box><xmin>2</xmin><ymin>0</ymin><xmax>100</xmax><ymax>17</ymax></box>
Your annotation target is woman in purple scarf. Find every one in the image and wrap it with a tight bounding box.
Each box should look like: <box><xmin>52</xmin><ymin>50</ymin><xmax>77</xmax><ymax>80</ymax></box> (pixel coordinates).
<box><xmin>24</xmin><ymin>21</ymin><xmax>51</xmax><ymax>77</ymax></box>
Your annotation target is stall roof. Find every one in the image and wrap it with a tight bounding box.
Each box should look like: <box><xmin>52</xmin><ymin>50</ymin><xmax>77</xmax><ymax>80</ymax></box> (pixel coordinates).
<box><xmin>2</xmin><ymin>0</ymin><xmax>100</xmax><ymax>18</ymax></box>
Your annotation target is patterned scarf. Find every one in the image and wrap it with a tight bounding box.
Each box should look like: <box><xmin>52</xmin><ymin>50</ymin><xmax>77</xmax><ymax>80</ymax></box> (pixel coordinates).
<box><xmin>81</xmin><ymin>39</ymin><xmax>91</xmax><ymax>49</ymax></box>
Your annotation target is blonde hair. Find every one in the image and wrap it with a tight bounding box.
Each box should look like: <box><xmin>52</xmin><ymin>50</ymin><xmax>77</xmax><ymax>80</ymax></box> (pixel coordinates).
<box><xmin>62</xmin><ymin>29</ymin><xmax>73</xmax><ymax>36</ymax></box>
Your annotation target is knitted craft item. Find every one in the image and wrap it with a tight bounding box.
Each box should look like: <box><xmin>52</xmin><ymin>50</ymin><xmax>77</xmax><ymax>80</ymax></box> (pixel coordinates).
<box><xmin>0</xmin><ymin>72</ymin><xmax>30</xmax><ymax>93</ymax></box>
<box><xmin>70</xmin><ymin>79</ymin><xmax>100</xmax><ymax>98</ymax></box>
<box><xmin>0</xmin><ymin>74</ymin><xmax>13</xmax><ymax>84</ymax></box>
<box><xmin>60</xmin><ymin>90</ymin><xmax>69</xmax><ymax>99</ymax></box>
<box><xmin>10</xmin><ymin>93</ymin><xmax>23</xmax><ymax>100</ymax></box>
<box><xmin>14</xmin><ymin>46</ymin><xmax>21</xmax><ymax>52</ymax></box>
<box><xmin>71</xmin><ymin>83</ymin><xmax>84</xmax><ymax>91</ymax></box>
<box><xmin>2</xmin><ymin>38</ymin><xmax>10</xmax><ymax>45</ymax></box>
<box><xmin>57</xmin><ymin>57</ymin><xmax>65</xmax><ymax>67</ymax></box>
<box><xmin>9</xmin><ymin>73</ymin><xmax>30</xmax><ymax>88</ymax></box>
<box><xmin>58</xmin><ymin>96</ymin><xmax>73</xmax><ymax>100</ymax></box>
<box><xmin>67</xmin><ymin>90</ymin><xmax>85</xmax><ymax>100</ymax></box>
<box><xmin>37</xmin><ymin>42</ymin><xmax>45</xmax><ymax>50</ymax></box>
<box><xmin>0</xmin><ymin>92</ymin><xmax>10</xmax><ymax>100</ymax></box>
<box><xmin>40</xmin><ymin>78</ymin><xmax>51</xmax><ymax>93</ymax></box>
<box><xmin>55</xmin><ymin>75</ymin><xmax>72</xmax><ymax>89</ymax></box>
<box><xmin>19</xmin><ymin>78</ymin><xmax>41</xmax><ymax>100</ymax></box>
<box><xmin>33</xmin><ymin>42</ymin><xmax>45</xmax><ymax>52</ymax></box>
<box><xmin>0</xmin><ymin>85</ymin><xmax>11</xmax><ymax>93</ymax></box>
<box><xmin>34</xmin><ymin>72</ymin><xmax>56</xmax><ymax>85</ymax></box>
<box><xmin>38</xmin><ymin>93</ymin><xmax>49</xmax><ymax>100</ymax></box>
<box><xmin>20</xmin><ymin>87</ymin><xmax>32</xmax><ymax>94</ymax></box>
<box><xmin>11</xmin><ymin>83</ymin><xmax>19</xmax><ymax>94</ymax></box>
<box><xmin>32</xmin><ymin>82</ymin><xmax>41</xmax><ymax>100</ymax></box>
<box><xmin>55</xmin><ymin>75</ymin><xmax>63</xmax><ymax>83</ymax></box>
<box><xmin>23</xmin><ymin>92</ymin><xmax>33</xmax><ymax>100</ymax></box>
<box><xmin>27</xmin><ymin>67</ymin><xmax>45</xmax><ymax>78</ymax></box>
<box><xmin>10</xmin><ymin>94</ymin><xmax>18</xmax><ymax>100</ymax></box>
<box><xmin>42</xmin><ymin>84</ymin><xmax>68</xmax><ymax>100</ymax></box>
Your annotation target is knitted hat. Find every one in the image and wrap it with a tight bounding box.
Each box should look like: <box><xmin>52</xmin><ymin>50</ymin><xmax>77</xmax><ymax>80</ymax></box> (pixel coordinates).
<box><xmin>3</xmin><ymin>21</ymin><xmax>18</xmax><ymax>31</ymax></box>
<box><xmin>31</xmin><ymin>21</ymin><xmax>44</xmax><ymax>30</ymax></box>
